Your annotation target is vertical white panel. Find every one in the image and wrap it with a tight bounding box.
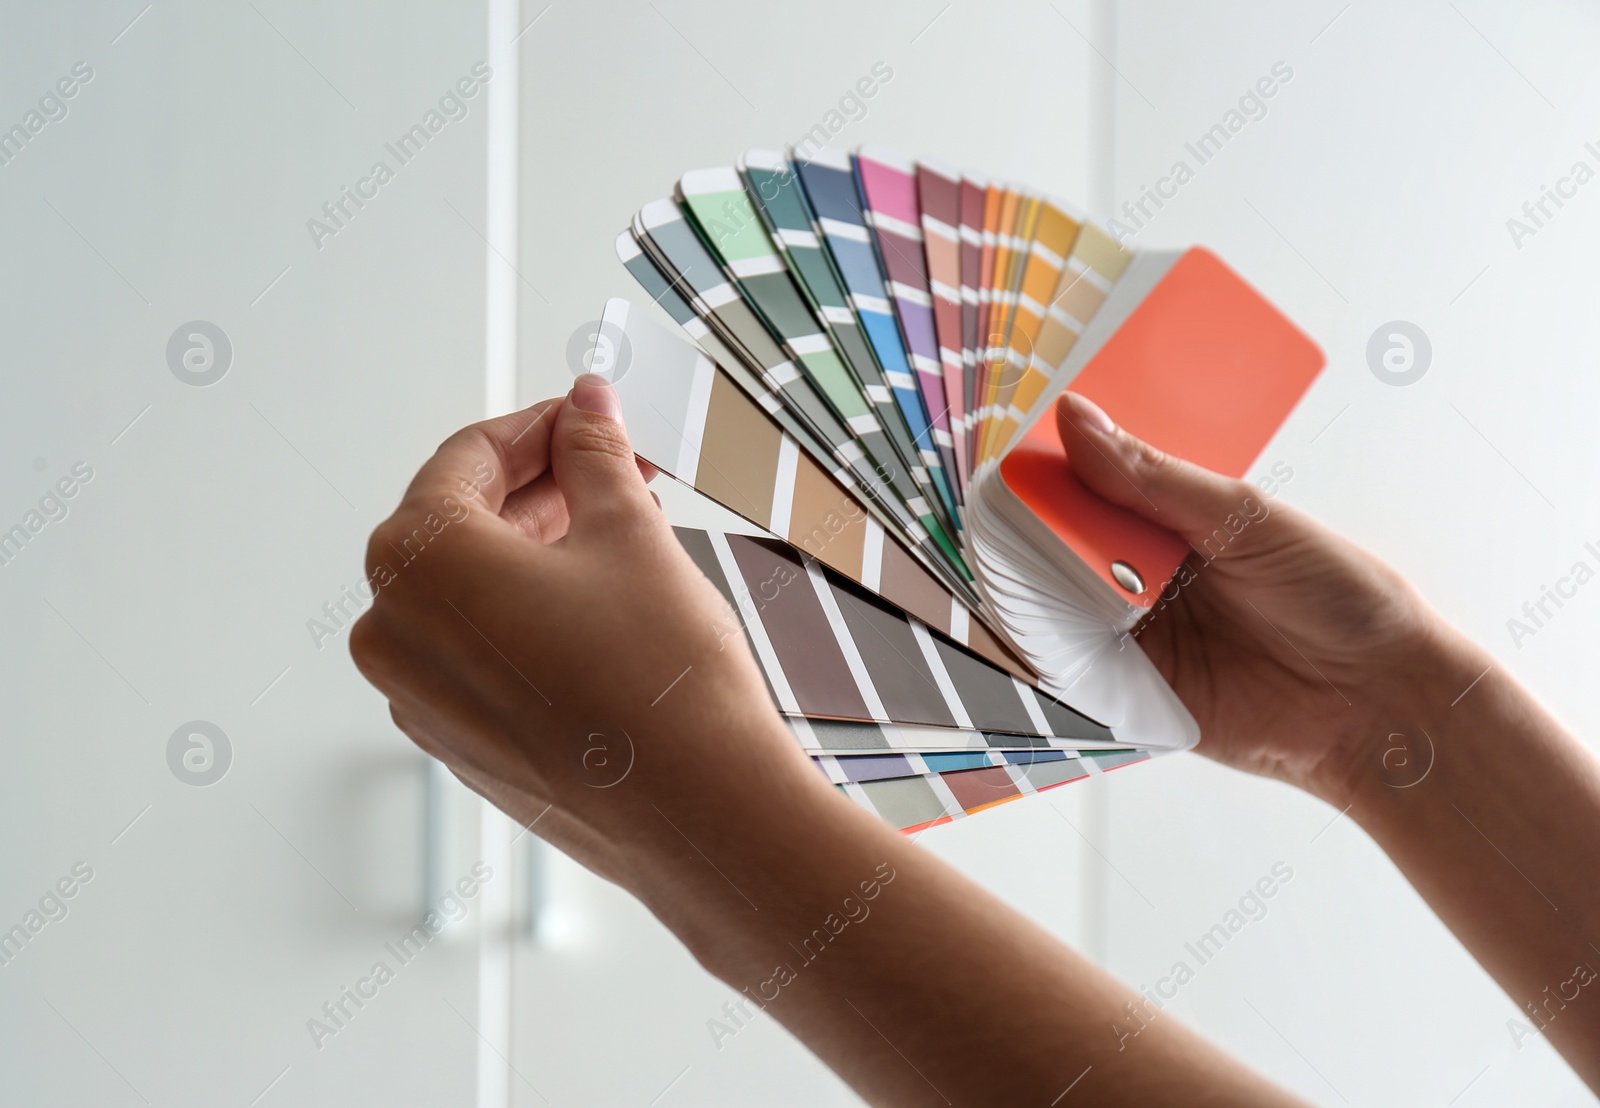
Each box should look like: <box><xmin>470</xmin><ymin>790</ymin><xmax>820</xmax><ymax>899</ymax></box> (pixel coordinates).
<box><xmin>1079</xmin><ymin>0</ymin><xmax>1120</xmax><ymax>972</ymax></box>
<box><xmin>484</xmin><ymin>0</ymin><xmax>521</xmax><ymax>420</ymax></box>
<box><xmin>479</xmin><ymin>2</ymin><xmax>520</xmax><ymax>1106</ymax></box>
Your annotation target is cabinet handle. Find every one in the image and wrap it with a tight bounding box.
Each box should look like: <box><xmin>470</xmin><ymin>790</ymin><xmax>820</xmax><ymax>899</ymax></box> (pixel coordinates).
<box><xmin>422</xmin><ymin>756</ymin><xmax>450</xmax><ymax>919</ymax></box>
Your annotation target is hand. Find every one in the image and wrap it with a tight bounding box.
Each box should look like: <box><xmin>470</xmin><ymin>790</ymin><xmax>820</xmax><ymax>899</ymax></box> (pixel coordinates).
<box><xmin>1055</xmin><ymin>391</ymin><xmax>1481</xmax><ymax>803</ymax></box>
<box><xmin>349</xmin><ymin>375</ymin><xmax>835</xmax><ymax>904</ymax></box>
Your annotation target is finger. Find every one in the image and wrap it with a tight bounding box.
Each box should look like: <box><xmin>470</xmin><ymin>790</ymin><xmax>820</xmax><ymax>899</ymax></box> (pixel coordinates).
<box><xmin>500</xmin><ymin>471</ymin><xmax>571</xmax><ymax>543</ymax></box>
<box><xmin>1055</xmin><ymin>392</ymin><xmax>1262</xmax><ymax>546</ymax></box>
<box><xmin>550</xmin><ymin>374</ymin><xmax>655</xmax><ymax>533</ymax></box>
<box><xmin>499</xmin><ymin>454</ymin><xmax>659</xmax><ymax>541</ymax></box>
<box><xmin>498</xmin><ymin>424</ymin><xmax>655</xmax><ymax>541</ymax></box>
<box><xmin>365</xmin><ymin>399</ymin><xmax>563</xmax><ymax>586</ymax></box>
<box><xmin>401</xmin><ymin>397</ymin><xmax>563</xmax><ymax>518</ymax></box>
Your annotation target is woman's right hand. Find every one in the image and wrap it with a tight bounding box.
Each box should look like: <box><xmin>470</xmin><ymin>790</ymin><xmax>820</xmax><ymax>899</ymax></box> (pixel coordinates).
<box><xmin>1055</xmin><ymin>390</ymin><xmax>1484</xmax><ymax>804</ymax></box>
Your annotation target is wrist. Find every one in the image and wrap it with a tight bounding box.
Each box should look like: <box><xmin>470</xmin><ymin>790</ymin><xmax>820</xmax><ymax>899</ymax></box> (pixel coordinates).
<box><xmin>1308</xmin><ymin>614</ymin><xmax>1493</xmax><ymax>811</ymax></box>
<box><xmin>615</xmin><ymin>727</ymin><xmax>907</xmax><ymax>983</ymax></box>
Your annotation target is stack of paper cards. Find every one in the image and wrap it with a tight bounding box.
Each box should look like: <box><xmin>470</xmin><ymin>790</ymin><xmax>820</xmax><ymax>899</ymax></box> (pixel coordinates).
<box><xmin>599</xmin><ymin>145</ymin><xmax>1324</xmax><ymax>832</ymax></box>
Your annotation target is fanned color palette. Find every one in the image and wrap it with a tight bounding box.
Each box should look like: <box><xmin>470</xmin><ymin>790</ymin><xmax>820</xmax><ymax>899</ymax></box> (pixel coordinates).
<box><xmin>606</xmin><ymin>144</ymin><xmax>1328</xmax><ymax>833</ymax></box>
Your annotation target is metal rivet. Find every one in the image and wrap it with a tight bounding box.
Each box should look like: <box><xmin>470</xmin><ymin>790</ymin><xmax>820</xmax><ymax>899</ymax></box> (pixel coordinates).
<box><xmin>1111</xmin><ymin>560</ymin><xmax>1144</xmax><ymax>594</ymax></box>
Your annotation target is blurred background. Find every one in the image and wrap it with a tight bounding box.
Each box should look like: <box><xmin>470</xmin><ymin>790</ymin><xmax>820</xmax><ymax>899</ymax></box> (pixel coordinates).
<box><xmin>3</xmin><ymin>1</ymin><xmax>1598</xmax><ymax>1104</ymax></box>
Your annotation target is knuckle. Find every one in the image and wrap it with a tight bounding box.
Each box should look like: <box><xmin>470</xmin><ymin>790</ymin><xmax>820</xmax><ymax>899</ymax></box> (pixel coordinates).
<box><xmin>347</xmin><ymin>611</ymin><xmax>392</xmax><ymax>682</ymax></box>
<box><xmin>439</xmin><ymin>422</ymin><xmax>493</xmax><ymax>459</ymax></box>
<box><xmin>1130</xmin><ymin>438</ymin><xmax>1171</xmax><ymax>477</ymax></box>
<box><xmin>387</xmin><ymin>703</ymin><xmax>421</xmax><ymax>745</ymax></box>
<box><xmin>1228</xmin><ymin>477</ymin><xmax>1264</xmax><ymax>509</ymax></box>
<box><xmin>368</xmin><ymin>512</ymin><xmax>449</xmax><ymax>582</ymax></box>
<box><xmin>367</xmin><ymin>518</ymin><xmax>414</xmax><ymax>564</ymax></box>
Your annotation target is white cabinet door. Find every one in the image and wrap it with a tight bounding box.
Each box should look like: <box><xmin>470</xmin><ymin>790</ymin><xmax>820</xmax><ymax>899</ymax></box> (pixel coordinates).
<box><xmin>1103</xmin><ymin>4</ymin><xmax>1598</xmax><ymax>1105</ymax></box>
<box><xmin>0</xmin><ymin>4</ymin><xmax>494</xmax><ymax>1105</ymax></box>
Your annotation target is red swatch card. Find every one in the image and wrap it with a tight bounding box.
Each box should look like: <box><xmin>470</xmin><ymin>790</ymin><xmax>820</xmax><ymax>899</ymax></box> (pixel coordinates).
<box><xmin>998</xmin><ymin>247</ymin><xmax>1325</xmax><ymax>604</ymax></box>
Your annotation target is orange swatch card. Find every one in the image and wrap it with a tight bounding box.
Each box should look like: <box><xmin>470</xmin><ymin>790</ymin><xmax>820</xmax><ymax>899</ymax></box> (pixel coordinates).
<box><xmin>998</xmin><ymin>247</ymin><xmax>1325</xmax><ymax>603</ymax></box>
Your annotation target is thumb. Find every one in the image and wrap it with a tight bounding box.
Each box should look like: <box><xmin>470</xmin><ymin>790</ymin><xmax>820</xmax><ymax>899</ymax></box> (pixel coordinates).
<box><xmin>1054</xmin><ymin>391</ymin><xmax>1262</xmax><ymax>547</ymax></box>
<box><xmin>552</xmin><ymin>373</ymin><xmax>655</xmax><ymax>532</ymax></box>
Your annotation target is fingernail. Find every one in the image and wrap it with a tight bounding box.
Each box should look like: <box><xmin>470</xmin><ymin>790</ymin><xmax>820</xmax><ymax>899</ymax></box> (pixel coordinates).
<box><xmin>1063</xmin><ymin>391</ymin><xmax>1116</xmax><ymax>435</ymax></box>
<box><xmin>571</xmin><ymin>373</ymin><xmax>622</xmax><ymax>421</ymax></box>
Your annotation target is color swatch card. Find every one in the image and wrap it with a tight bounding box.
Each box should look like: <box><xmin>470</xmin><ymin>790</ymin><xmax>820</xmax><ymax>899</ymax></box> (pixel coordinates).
<box><xmin>605</xmin><ymin>302</ymin><xmax>1197</xmax><ymax>756</ymax></box>
<box><xmin>605</xmin><ymin>144</ymin><xmax>1326</xmax><ymax>831</ymax></box>
<box><xmin>670</xmin><ymin>526</ymin><xmax>1129</xmax><ymax>746</ymax></box>
<box><xmin>821</xmin><ymin>748</ymin><xmax>1153</xmax><ymax>835</ymax></box>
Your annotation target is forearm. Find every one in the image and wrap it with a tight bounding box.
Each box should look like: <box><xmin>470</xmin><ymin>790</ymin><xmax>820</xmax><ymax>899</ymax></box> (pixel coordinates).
<box><xmin>1339</xmin><ymin>625</ymin><xmax>1600</xmax><ymax>1089</ymax></box>
<box><xmin>627</xmin><ymin>719</ymin><xmax>1305</xmax><ymax>1107</ymax></box>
